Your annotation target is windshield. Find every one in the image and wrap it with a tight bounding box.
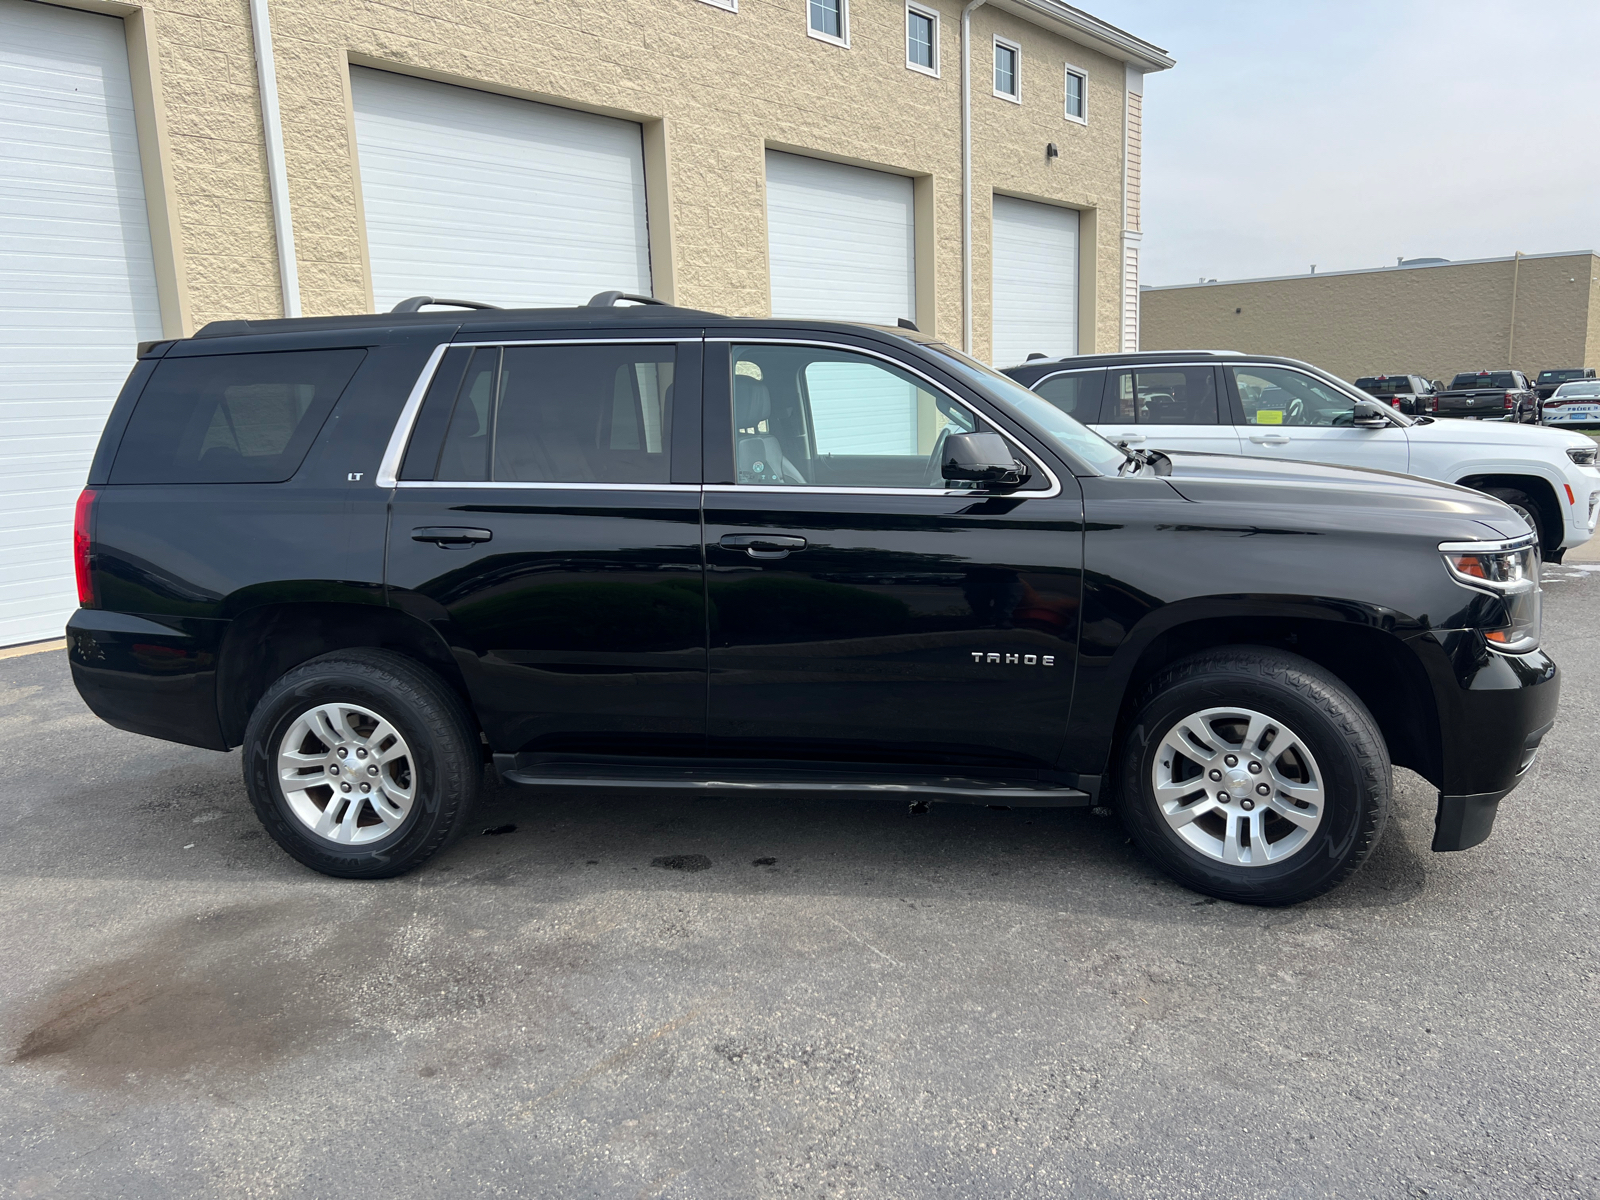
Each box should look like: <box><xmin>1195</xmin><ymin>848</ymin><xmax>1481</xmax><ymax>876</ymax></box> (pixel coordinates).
<box><xmin>1451</xmin><ymin>372</ymin><xmax>1517</xmax><ymax>389</ymax></box>
<box><xmin>1539</xmin><ymin>370</ymin><xmax>1587</xmax><ymax>384</ymax></box>
<box><xmin>1553</xmin><ymin>382</ymin><xmax>1600</xmax><ymax>398</ymax></box>
<box><xmin>1356</xmin><ymin>377</ymin><xmax>1413</xmax><ymax>395</ymax></box>
<box><xmin>922</xmin><ymin>343</ymin><xmax>1127</xmax><ymax>473</ymax></box>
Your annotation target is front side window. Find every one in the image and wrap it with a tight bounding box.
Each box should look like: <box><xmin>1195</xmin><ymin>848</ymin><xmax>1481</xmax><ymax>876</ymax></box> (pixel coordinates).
<box><xmin>730</xmin><ymin>344</ymin><xmax>991</xmax><ymax>490</ymax></box>
<box><xmin>1064</xmin><ymin>67</ymin><xmax>1086</xmax><ymax>121</ymax></box>
<box><xmin>1106</xmin><ymin>367</ymin><xmax>1220</xmax><ymax>425</ymax></box>
<box><xmin>432</xmin><ymin>343</ymin><xmax>674</xmax><ymax>484</ymax></box>
<box><xmin>1032</xmin><ymin>369</ymin><xmax>1104</xmax><ymax>420</ymax></box>
<box><xmin>809</xmin><ymin>0</ymin><xmax>846</xmax><ymax>42</ymax></box>
<box><xmin>907</xmin><ymin>4</ymin><xmax>938</xmax><ymax>73</ymax></box>
<box><xmin>111</xmin><ymin>348</ymin><xmax>367</xmax><ymax>484</ymax></box>
<box><xmin>994</xmin><ymin>39</ymin><xmax>1020</xmax><ymax>100</ymax></box>
<box><xmin>1232</xmin><ymin>365</ymin><xmax>1356</xmax><ymax>427</ymax></box>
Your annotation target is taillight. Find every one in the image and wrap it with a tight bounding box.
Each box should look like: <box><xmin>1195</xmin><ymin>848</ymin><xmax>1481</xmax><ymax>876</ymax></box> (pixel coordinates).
<box><xmin>1391</xmin><ymin>399</ymin><xmax>1402</xmax><ymax>409</ymax></box>
<box><xmin>1504</xmin><ymin>391</ymin><xmax>1517</xmax><ymax>409</ymax></box>
<box><xmin>73</xmin><ymin>488</ymin><xmax>97</xmax><ymax>607</ymax></box>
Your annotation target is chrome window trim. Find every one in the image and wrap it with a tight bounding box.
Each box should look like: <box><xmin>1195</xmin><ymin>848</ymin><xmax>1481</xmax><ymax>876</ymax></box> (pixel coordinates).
<box><xmin>375</xmin><ymin>342</ymin><xmax>449</xmax><ymax>487</ymax></box>
<box><xmin>375</xmin><ymin>337</ymin><xmax>694</xmax><ymax>488</ymax></box>
<box><xmin>394</xmin><ymin>480</ymin><xmax>699</xmax><ymax>493</ymax></box>
<box><xmin>708</xmin><ymin>336</ymin><xmax>1062</xmax><ymax>498</ymax></box>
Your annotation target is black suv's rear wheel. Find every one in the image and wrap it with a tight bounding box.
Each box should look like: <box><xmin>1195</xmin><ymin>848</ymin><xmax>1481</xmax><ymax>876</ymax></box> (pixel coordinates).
<box><xmin>1116</xmin><ymin>648</ymin><xmax>1390</xmax><ymax>905</ymax></box>
<box><xmin>243</xmin><ymin>650</ymin><xmax>481</xmax><ymax>878</ymax></box>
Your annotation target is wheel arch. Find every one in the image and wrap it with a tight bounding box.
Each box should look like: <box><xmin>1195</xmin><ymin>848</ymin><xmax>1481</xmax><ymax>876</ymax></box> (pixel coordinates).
<box><xmin>215</xmin><ymin>602</ymin><xmax>475</xmax><ymax>749</ymax></box>
<box><xmin>1108</xmin><ymin>614</ymin><xmax>1443</xmax><ymax>790</ymax></box>
<box><xmin>1455</xmin><ymin>472</ymin><xmax>1564</xmax><ymax>553</ymax></box>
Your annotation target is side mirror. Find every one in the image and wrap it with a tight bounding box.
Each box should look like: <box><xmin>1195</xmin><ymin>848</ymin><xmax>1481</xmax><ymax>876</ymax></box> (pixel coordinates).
<box><xmin>941</xmin><ymin>432</ymin><xmax>1027</xmax><ymax>487</ymax></box>
<box><xmin>1352</xmin><ymin>399</ymin><xmax>1392</xmax><ymax>428</ymax></box>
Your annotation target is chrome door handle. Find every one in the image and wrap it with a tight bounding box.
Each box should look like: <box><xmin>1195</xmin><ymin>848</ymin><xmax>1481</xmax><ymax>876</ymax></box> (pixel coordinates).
<box><xmin>412</xmin><ymin>526</ymin><xmax>492</xmax><ymax>545</ymax></box>
<box><xmin>1249</xmin><ymin>433</ymin><xmax>1291</xmax><ymax>445</ymax></box>
<box><xmin>719</xmin><ymin>533</ymin><xmax>807</xmax><ymax>560</ymax></box>
<box><xmin>1112</xmin><ymin>432</ymin><xmax>1146</xmax><ymax>445</ymax></box>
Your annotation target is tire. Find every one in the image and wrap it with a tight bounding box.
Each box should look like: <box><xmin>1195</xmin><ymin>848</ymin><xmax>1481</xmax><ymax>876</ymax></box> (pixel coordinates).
<box><xmin>1116</xmin><ymin>647</ymin><xmax>1390</xmax><ymax>905</ymax></box>
<box><xmin>1482</xmin><ymin>487</ymin><xmax>1546</xmax><ymax>554</ymax></box>
<box><xmin>243</xmin><ymin>649</ymin><xmax>481</xmax><ymax>879</ymax></box>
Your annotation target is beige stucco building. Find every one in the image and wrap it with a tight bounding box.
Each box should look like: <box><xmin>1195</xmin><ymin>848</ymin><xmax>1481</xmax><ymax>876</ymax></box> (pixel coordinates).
<box><xmin>1142</xmin><ymin>251</ymin><xmax>1600</xmax><ymax>384</ymax></box>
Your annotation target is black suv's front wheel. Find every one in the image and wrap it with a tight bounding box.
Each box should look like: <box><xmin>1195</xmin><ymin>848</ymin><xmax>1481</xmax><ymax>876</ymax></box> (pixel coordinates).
<box><xmin>243</xmin><ymin>649</ymin><xmax>481</xmax><ymax>878</ymax></box>
<box><xmin>1117</xmin><ymin>648</ymin><xmax>1390</xmax><ymax>905</ymax></box>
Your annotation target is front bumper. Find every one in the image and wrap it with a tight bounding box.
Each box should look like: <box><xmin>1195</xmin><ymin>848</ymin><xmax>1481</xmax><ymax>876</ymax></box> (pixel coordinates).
<box><xmin>1421</xmin><ymin>632</ymin><xmax>1560</xmax><ymax>851</ymax></box>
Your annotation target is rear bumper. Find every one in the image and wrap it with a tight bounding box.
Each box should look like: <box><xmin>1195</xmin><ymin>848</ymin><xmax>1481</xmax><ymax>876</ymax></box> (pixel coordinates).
<box><xmin>1422</xmin><ymin>633</ymin><xmax>1560</xmax><ymax>852</ymax></box>
<box><xmin>67</xmin><ymin>609</ymin><xmax>229</xmax><ymax>750</ymax></box>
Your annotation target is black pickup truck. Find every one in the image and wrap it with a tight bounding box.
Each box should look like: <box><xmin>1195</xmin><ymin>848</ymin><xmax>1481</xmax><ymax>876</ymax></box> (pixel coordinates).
<box><xmin>1437</xmin><ymin>371</ymin><xmax>1540</xmax><ymax>422</ymax></box>
<box><xmin>68</xmin><ymin>296</ymin><xmax>1560</xmax><ymax>905</ymax></box>
<box><xmin>1534</xmin><ymin>368</ymin><xmax>1596</xmax><ymax>401</ymax></box>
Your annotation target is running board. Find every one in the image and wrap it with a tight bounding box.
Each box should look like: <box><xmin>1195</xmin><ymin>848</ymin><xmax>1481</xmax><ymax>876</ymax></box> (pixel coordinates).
<box><xmin>492</xmin><ymin>756</ymin><xmax>1092</xmax><ymax>808</ymax></box>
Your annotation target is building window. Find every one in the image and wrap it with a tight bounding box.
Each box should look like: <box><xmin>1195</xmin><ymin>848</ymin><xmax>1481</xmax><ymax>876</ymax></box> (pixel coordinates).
<box><xmin>994</xmin><ymin>38</ymin><xmax>1020</xmax><ymax>102</ymax></box>
<box><xmin>809</xmin><ymin>0</ymin><xmax>848</xmax><ymax>45</ymax></box>
<box><xmin>697</xmin><ymin>0</ymin><xmax>736</xmax><ymax>9</ymax></box>
<box><xmin>907</xmin><ymin>4</ymin><xmax>939</xmax><ymax>76</ymax></box>
<box><xmin>1064</xmin><ymin>65</ymin><xmax>1087</xmax><ymax>122</ymax></box>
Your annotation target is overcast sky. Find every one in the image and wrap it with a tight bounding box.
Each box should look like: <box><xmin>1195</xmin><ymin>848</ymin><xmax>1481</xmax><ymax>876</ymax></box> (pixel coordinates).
<box><xmin>1084</xmin><ymin>0</ymin><xmax>1600</xmax><ymax>287</ymax></box>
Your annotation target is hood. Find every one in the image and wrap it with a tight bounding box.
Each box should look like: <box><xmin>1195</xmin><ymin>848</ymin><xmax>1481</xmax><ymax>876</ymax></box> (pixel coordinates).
<box><xmin>1408</xmin><ymin>416</ymin><xmax>1593</xmax><ymax>455</ymax></box>
<box><xmin>1155</xmin><ymin>450</ymin><xmax>1528</xmax><ymax>541</ymax></box>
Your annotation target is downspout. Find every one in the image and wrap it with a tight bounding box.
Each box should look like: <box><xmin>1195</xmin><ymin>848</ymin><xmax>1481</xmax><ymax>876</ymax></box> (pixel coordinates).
<box><xmin>961</xmin><ymin>0</ymin><xmax>988</xmax><ymax>355</ymax></box>
<box><xmin>249</xmin><ymin>0</ymin><xmax>301</xmax><ymax>317</ymax></box>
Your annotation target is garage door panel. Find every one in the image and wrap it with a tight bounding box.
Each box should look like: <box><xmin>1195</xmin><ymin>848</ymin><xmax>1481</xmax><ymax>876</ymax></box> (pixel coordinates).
<box><xmin>991</xmin><ymin>195</ymin><xmax>1078</xmax><ymax>368</ymax></box>
<box><xmin>351</xmin><ymin>67</ymin><xmax>651</xmax><ymax>312</ymax></box>
<box><xmin>1</xmin><ymin>0</ymin><xmax>161</xmax><ymax>646</ymax></box>
<box><xmin>765</xmin><ymin>151</ymin><xmax>915</xmax><ymax>327</ymax></box>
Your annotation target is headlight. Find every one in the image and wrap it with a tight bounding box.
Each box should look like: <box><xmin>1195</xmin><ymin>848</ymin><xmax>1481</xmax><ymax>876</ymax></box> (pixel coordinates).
<box><xmin>1567</xmin><ymin>446</ymin><xmax>1597</xmax><ymax>466</ymax></box>
<box><xmin>1439</xmin><ymin>537</ymin><xmax>1540</xmax><ymax>652</ymax></box>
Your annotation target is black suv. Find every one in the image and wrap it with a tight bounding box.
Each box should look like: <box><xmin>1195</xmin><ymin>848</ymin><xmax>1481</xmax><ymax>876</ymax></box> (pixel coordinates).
<box><xmin>1534</xmin><ymin>368</ymin><xmax>1597</xmax><ymax>401</ymax></box>
<box><xmin>69</xmin><ymin>298</ymin><xmax>1559</xmax><ymax>905</ymax></box>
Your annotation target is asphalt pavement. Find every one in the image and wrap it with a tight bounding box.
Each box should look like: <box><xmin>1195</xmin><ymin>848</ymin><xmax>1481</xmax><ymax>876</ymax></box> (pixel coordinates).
<box><xmin>3</xmin><ymin>569</ymin><xmax>1599</xmax><ymax>1199</ymax></box>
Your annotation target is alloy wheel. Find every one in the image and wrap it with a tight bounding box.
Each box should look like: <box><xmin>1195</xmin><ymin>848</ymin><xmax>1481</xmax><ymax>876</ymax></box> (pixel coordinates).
<box><xmin>277</xmin><ymin>701</ymin><xmax>416</xmax><ymax>845</ymax></box>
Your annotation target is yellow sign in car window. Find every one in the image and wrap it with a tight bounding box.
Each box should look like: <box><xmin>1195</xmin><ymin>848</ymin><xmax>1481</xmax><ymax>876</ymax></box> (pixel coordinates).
<box><xmin>1256</xmin><ymin>409</ymin><xmax>1284</xmax><ymax>425</ymax></box>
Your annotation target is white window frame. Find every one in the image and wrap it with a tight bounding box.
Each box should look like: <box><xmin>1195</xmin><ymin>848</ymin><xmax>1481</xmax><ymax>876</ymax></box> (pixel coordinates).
<box><xmin>697</xmin><ymin>0</ymin><xmax>737</xmax><ymax>10</ymax></box>
<box><xmin>906</xmin><ymin>3</ymin><xmax>940</xmax><ymax>77</ymax></box>
<box><xmin>993</xmin><ymin>36</ymin><xmax>1021</xmax><ymax>103</ymax></box>
<box><xmin>807</xmin><ymin>0</ymin><xmax>849</xmax><ymax>48</ymax></box>
<box><xmin>1063</xmin><ymin>63</ymin><xmax>1088</xmax><ymax>123</ymax></box>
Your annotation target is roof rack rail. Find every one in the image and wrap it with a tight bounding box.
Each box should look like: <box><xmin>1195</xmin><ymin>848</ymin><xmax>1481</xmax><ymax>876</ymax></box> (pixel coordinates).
<box><xmin>586</xmin><ymin>291</ymin><xmax>667</xmax><ymax>308</ymax></box>
<box><xmin>390</xmin><ymin>296</ymin><xmax>503</xmax><ymax>313</ymax></box>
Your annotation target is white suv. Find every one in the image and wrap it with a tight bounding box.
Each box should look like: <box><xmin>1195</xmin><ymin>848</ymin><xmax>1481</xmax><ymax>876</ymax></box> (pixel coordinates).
<box><xmin>1003</xmin><ymin>351</ymin><xmax>1600</xmax><ymax>560</ymax></box>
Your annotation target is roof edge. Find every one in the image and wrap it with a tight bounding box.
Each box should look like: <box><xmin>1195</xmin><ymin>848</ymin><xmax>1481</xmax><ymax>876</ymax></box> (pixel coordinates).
<box><xmin>990</xmin><ymin>0</ymin><xmax>1174</xmax><ymax>71</ymax></box>
<box><xmin>1145</xmin><ymin>249</ymin><xmax>1600</xmax><ymax>292</ymax></box>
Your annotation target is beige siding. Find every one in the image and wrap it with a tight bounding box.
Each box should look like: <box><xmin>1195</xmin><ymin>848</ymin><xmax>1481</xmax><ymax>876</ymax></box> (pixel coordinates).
<box><xmin>1124</xmin><ymin>89</ymin><xmax>1140</xmax><ymax>233</ymax></box>
<box><xmin>1143</xmin><ymin>253</ymin><xmax>1600</xmax><ymax>382</ymax></box>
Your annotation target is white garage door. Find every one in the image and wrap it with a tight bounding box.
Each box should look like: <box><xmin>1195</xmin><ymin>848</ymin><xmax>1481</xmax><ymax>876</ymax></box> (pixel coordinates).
<box><xmin>991</xmin><ymin>195</ymin><xmax>1079</xmax><ymax>367</ymax></box>
<box><xmin>0</xmin><ymin>0</ymin><xmax>161</xmax><ymax>647</ymax></box>
<box><xmin>350</xmin><ymin>68</ymin><xmax>652</xmax><ymax>313</ymax></box>
<box><xmin>765</xmin><ymin>151</ymin><xmax>915</xmax><ymax>327</ymax></box>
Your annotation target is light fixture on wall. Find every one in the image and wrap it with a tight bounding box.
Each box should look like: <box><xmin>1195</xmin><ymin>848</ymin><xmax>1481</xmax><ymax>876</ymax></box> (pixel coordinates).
<box><xmin>1046</xmin><ymin>143</ymin><xmax>1059</xmax><ymax>161</ymax></box>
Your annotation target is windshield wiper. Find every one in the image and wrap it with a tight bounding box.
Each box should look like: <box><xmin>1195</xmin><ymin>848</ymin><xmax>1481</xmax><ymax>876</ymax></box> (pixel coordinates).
<box><xmin>1117</xmin><ymin>444</ymin><xmax>1153</xmax><ymax>475</ymax></box>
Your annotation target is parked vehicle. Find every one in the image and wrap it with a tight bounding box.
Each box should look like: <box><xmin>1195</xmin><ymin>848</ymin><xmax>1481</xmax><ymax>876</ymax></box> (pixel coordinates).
<box><xmin>1543</xmin><ymin>380</ymin><xmax>1600</xmax><ymax>427</ymax></box>
<box><xmin>1437</xmin><ymin>370</ymin><xmax>1540</xmax><ymax>423</ymax></box>
<box><xmin>71</xmin><ymin>300</ymin><xmax>1560</xmax><ymax>905</ymax></box>
<box><xmin>1354</xmin><ymin>373</ymin><xmax>1440</xmax><ymax>415</ymax></box>
<box><xmin>1005</xmin><ymin>351</ymin><xmax>1600</xmax><ymax>561</ymax></box>
<box><xmin>1533</xmin><ymin>368</ymin><xmax>1596</xmax><ymax>401</ymax></box>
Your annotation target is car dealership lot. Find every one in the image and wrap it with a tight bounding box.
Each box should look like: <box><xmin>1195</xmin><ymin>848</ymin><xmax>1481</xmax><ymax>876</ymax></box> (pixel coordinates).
<box><xmin>4</xmin><ymin>572</ymin><xmax>1600</xmax><ymax>1198</ymax></box>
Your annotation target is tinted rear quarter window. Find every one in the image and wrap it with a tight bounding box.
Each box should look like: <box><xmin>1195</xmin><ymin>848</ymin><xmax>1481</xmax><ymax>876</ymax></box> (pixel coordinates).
<box><xmin>1031</xmin><ymin>369</ymin><xmax>1104</xmax><ymax>420</ymax></box>
<box><xmin>111</xmin><ymin>349</ymin><xmax>367</xmax><ymax>484</ymax></box>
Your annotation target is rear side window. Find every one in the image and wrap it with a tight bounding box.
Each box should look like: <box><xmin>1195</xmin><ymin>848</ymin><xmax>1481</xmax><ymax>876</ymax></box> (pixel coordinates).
<box><xmin>1106</xmin><ymin>366</ymin><xmax>1220</xmax><ymax>425</ymax></box>
<box><xmin>1031</xmin><ymin>368</ymin><xmax>1104</xmax><ymax>420</ymax></box>
<box><xmin>433</xmin><ymin>343</ymin><xmax>675</xmax><ymax>484</ymax></box>
<box><xmin>110</xmin><ymin>349</ymin><xmax>366</xmax><ymax>484</ymax></box>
